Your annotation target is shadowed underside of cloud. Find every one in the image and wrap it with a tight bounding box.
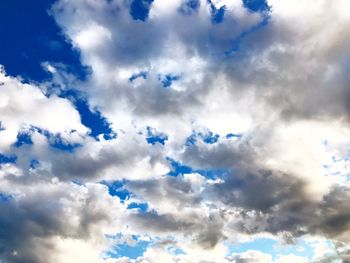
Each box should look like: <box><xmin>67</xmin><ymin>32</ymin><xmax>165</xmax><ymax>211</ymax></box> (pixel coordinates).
<box><xmin>1</xmin><ymin>0</ymin><xmax>350</xmax><ymax>262</ymax></box>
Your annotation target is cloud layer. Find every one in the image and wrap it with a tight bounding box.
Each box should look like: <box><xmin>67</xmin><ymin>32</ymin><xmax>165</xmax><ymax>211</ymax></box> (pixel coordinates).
<box><xmin>1</xmin><ymin>0</ymin><xmax>350</xmax><ymax>262</ymax></box>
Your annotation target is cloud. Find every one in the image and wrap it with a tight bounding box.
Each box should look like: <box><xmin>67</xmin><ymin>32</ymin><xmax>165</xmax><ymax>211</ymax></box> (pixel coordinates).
<box><xmin>0</xmin><ymin>182</ymin><xmax>125</xmax><ymax>263</ymax></box>
<box><xmin>0</xmin><ymin>67</ymin><xmax>87</xmax><ymax>151</ymax></box>
<box><xmin>1</xmin><ymin>0</ymin><xmax>350</xmax><ymax>262</ymax></box>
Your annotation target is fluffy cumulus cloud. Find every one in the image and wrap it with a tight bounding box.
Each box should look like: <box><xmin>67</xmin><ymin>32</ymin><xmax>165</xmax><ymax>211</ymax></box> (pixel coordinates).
<box><xmin>0</xmin><ymin>67</ymin><xmax>88</xmax><ymax>151</ymax></box>
<box><xmin>1</xmin><ymin>0</ymin><xmax>350</xmax><ymax>262</ymax></box>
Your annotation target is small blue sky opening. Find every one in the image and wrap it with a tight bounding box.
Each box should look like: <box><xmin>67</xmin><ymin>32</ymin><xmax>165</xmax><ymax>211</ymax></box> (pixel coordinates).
<box><xmin>224</xmin><ymin>2</ymin><xmax>270</xmax><ymax>56</ymax></box>
<box><xmin>242</xmin><ymin>0</ymin><xmax>270</xmax><ymax>13</ymax></box>
<box><xmin>34</xmin><ymin>128</ymin><xmax>82</xmax><ymax>152</ymax></box>
<box><xmin>101</xmin><ymin>180</ymin><xmax>132</xmax><ymax>203</ymax></box>
<box><xmin>168</xmin><ymin>246</ymin><xmax>186</xmax><ymax>256</ymax></box>
<box><xmin>160</xmin><ymin>74</ymin><xmax>180</xmax><ymax>88</ymax></box>
<box><xmin>0</xmin><ymin>153</ymin><xmax>17</xmax><ymax>164</ymax></box>
<box><xmin>227</xmin><ymin>238</ymin><xmax>277</xmax><ymax>258</ymax></box>
<box><xmin>166</xmin><ymin>158</ymin><xmax>194</xmax><ymax>177</ymax></box>
<box><xmin>226</xmin><ymin>133</ymin><xmax>243</xmax><ymax>139</ymax></box>
<box><xmin>145</xmin><ymin>127</ymin><xmax>168</xmax><ymax>145</ymax></box>
<box><xmin>14</xmin><ymin>131</ymin><xmax>33</xmax><ymax>148</ymax></box>
<box><xmin>185</xmin><ymin>133</ymin><xmax>197</xmax><ymax>146</ymax></box>
<box><xmin>195</xmin><ymin>168</ymin><xmax>228</xmax><ymax>180</ymax></box>
<box><xmin>227</xmin><ymin>237</ymin><xmax>316</xmax><ymax>261</ymax></box>
<box><xmin>29</xmin><ymin>159</ymin><xmax>40</xmax><ymax>169</ymax></box>
<box><xmin>179</xmin><ymin>0</ymin><xmax>200</xmax><ymax>15</ymax></box>
<box><xmin>208</xmin><ymin>0</ymin><xmax>225</xmax><ymax>24</ymax></box>
<box><xmin>130</xmin><ymin>0</ymin><xmax>154</xmax><ymax>21</ymax></box>
<box><xmin>127</xmin><ymin>202</ymin><xmax>149</xmax><ymax>213</ymax></box>
<box><xmin>60</xmin><ymin>90</ymin><xmax>116</xmax><ymax>141</ymax></box>
<box><xmin>202</xmin><ymin>131</ymin><xmax>220</xmax><ymax>144</ymax></box>
<box><xmin>166</xmin><ymin>157</ymin><xmax>229</xmax><ymax>180</ymax></box>
<box><xmin>49</xmin><ymin>138</ymin><xmax>81</xmax><ymax>152</ymax></box>
<box><xmin>129</xmin><ymin>71</ymin><xmax>148</xmax><ymax>82</ymax></box>
<box><xmin>107</xmin><ymin>240</ymin><xmax>150</xmax><ymax>259</ymax></box>
<box><xmin>186</xmin><ymin>130</ymin><xmax>220</xmax><ymax>146</ymax></box>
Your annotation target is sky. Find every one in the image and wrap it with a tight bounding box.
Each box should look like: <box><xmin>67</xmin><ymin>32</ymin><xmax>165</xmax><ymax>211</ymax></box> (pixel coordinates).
<box><xmin>0</xmin><ymin>0</ymin><xmax>350</xmax><ymax>262</ymax></box>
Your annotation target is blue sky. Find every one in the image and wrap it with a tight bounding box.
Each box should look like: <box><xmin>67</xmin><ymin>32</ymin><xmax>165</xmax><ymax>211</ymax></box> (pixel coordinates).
<box><xmin>0</xmin><ymin>0</ymin><xmax>350</xmax><ymax>262</ymax></box>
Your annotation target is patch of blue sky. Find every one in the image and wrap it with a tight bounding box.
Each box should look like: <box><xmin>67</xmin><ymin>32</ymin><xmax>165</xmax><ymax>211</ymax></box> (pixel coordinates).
<box><xmin>166</xmin><ymin>157</ymin><xmax>229</xmax><ymax>179</ymax></box>
<box><xmin>106</xmin><ymin>237</ymin><xmax>150</xmax><ymax>260</ymax></box>
<box><xmin>145</xmin><ymin>127</ymin><xmax>168</xmax><ymax>145</ymax></box>
<box><xmin>185</xmin><ymin>133</ymin><xmax>197</xmax><ymax>146</ymax></box>
<box><xmin>202</xmin><ymin>131</ymin><xmax>220</xmax><ymax>144</ymax></box>
<box><xmin>60</xmin><ymin>90</ymin><xmax>116</xmax><ymax>141</ymax></box>
<box><xmin>226</xmin><ymin>133</ymin><xmax>243</xmax><ymax>139</ymax></box>
<box><xmin>179</xmin><ymin>0</ymin><xmax>200</xmax><ymax>15</ymax></box>
<box><xmin>49</xmin><ymin>139</ymin><xmax>81</xmax><ymax>152</ymax></box>
<box><xmin>208</xmin><ymin>0</ymin><xmax>226</xmax><ymax>24</ymax></box>
<box><xmin>160</xmin><ymin>74</ymin><xmax>180</xmax><ymax>88</ymax></box>
<box><xmin>101</xmin><ymin>180</ymin><xmax>132</xmax><ymax>203</ymax></box>
<box><xmin>29</xmin><ymin>159</ymin><xmax>40</xmax><ymax>170</ymax></box>
<box><xmin>185</xmin><ymin>130</ymin><xmax>220</xmax><ymax>146</ymax></box>
<box><xmin>195</xmin><ymin>168</ymin><xmax>228</xmax><ymax>180</ymax></box>
<box><xmin>0</xmin><ymin>0</ymin><xmax>89</xmax><ymax>82</ymax></box>
<box><xmin>146</xmin><ymin>135</ymin><xmax>168</xmax><ymax>145</ymax></box>
<box><xmin>14</xmin><ymin>131</ymin><xmax>33</xmax><ymax>148</ymax></box>
<box><xmin>227</xmin><ymin>237</ymin><xmax>277</xmax><ymax>257</ymax></box>
<box><xmin>222</xmin><ymin>1</ymin><xmax>271</xmax><ymax>57</ymax></box>
<box><xmin>0</xmin><ymin>153</ymin><xmax>17</xmax><ymax>164</ymax></box>
<box><xmin>34</xmin><ymin>127</ymin><xmax>82</xmax><ymax>152</ymax></box>
<box><xmin>127</xmin><ymin>202</ymin><xmax>149</xmax><ymax>213</ymax></box>
<box><xmin>303</xmin><ymin>239</ymin><xmax>335</xmax><ymax>261</ymax></box>
<box><xmin>130</xmin><ymin>0</ymin><xmax>154</xmax><ymax>21</ymax></box>
<box><xmin>242</xmin><ymin>0</ymin><xmax>270</xmax><ymax>13</ymax></box>
<box><xmin>227</xmin><ymin>237</ymin><xmax>316</xmax><ymax>261</ymax></box>
<box><xmin>273</xmin><ymin>238</ymin><xmax>314</xmax><ymax>261</ymax></box>
<box><xmin>224</xmin><ymin>15</ymin><xmax>270</xmax><ymax>56</ymax></box>
<box><xmin>129</xmin><ymin>71</ymin><xmax>148</xmax><ymax>82</ymax></box>
<box><xmin>169</xmin><ymin>247</ymin><xmax>186</xmax><ymax>256</ymax></box>
<box><xmin>166</xmin><ymin>158</ymin><xmax>194</xmax><ymax>177</ymax></box>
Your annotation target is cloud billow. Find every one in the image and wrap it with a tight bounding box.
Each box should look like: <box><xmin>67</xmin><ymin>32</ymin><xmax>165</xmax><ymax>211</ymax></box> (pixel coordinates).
<box><xmin>1</xmin><ymin>0</ymin><xmax>350</xmax><ymax>262</ymax></box>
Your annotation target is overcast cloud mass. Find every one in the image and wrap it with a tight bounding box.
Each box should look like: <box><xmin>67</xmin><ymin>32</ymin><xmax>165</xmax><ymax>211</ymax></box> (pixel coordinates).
<box><xmin>1</xmin><ymin>0</ymin><xmax>350</xmax><ymax>262</ymax></box>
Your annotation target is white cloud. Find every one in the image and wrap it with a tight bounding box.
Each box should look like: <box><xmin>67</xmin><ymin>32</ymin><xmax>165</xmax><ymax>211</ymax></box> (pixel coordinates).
<box><xmin>2</xmin><ymin>0</ymin><xmax>350</xmax><ymax>262</ymax></box>
<box><xmin>0</xmin><ymin>67</ymin><xmax>87</xmax><ymax>151</ymax></box>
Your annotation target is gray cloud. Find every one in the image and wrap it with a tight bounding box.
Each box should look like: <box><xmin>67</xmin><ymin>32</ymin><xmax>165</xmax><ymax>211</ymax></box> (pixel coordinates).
<box><xmin>126</xmin><ymin>176</ymin><xmax>225</xmax><ymax>248</ymax></box>
<box><xmin>178</xmin><ymin>140</ymin><xmax>350</xmax><ymax>243</ymax></box>
<box><xmin>0</xmin><ymin>182</ymin><xmax>124</xmax><ymax>263</ymax></box>
<box><xmin>2</xmin><ymin>0</ymin><xmax>350</xmax><ymax>261</ymax></box>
